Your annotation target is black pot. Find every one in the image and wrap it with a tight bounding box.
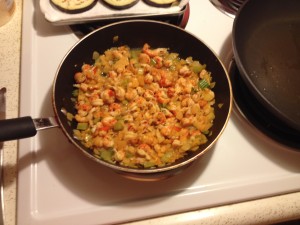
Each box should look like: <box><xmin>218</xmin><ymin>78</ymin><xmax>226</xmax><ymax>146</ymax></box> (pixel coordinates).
<box><xmin>232</xmin><ymin>0</ymin><xmax>300</xmax><ymax>132</ymax></box>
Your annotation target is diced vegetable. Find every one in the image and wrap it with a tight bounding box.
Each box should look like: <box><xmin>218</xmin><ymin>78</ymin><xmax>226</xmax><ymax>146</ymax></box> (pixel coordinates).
<box><xmin>150</xmin><ymin>58</ymin><xmax>157</xmax><ymax>66</ymax></box>
<box><xmin>76</xmin><ymin>122</ymin><xmax>88</xmax><ymax>130</ymax></box>
<box><xmin>66</xmin><ymin>112</ymin><xmax>74</xmax><ymax>121</ymax></box>
<box><xmin>192</xmin><ymin>61</ymin><xmax>205</xmax><ymax>73</ymax></box>
<box><xmin>113</xmin><ymin>120</ymin><xmax>124</xmax><ymax>131</ymax></box>
<box><xmin>72</xmin><ymin>89</ymin><xmax>79</xmax><ymax>97</ymax></box>
<box><xmin>162</xmin><ymin>151</ymin><xmax>173</xmax><ymax>163</ymax></box>
<box><xmin>92</xmin><ymin>51</ymin><xmax>100</xmax><ymax>60</ymax></box>
<box><xmin>100</xmin><ymin>149</ymin><xmax>114</xmax><ymax>163</ymax></box>
<box><xmin>198</xmin><ymin>79</ymin><xmax>210</xmax><ymax>89</ymax></box>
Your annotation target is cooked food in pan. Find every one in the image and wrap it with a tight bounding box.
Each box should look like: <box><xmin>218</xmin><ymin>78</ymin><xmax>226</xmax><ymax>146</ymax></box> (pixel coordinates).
<box><xmin>70</xmin><ymin>43</ymin><xmax>216</xmax><ymax>169</ymax></box>
<box><xmin>50</xmin><ymin>0</ymin><xmax>98</xmax><ymax>13</ymax></box>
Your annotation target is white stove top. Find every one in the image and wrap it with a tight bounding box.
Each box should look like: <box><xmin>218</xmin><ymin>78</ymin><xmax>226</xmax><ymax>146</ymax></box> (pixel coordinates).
<box><xmin>17</xmin><ymin>1</ymin><xmax>300</xmax><ymax>225</ymax></box>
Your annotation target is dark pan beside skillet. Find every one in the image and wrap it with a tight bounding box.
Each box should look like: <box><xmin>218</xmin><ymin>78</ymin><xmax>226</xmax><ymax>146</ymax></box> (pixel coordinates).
<box><xmin>232</xmin><ymin>0</ymin><xmax>300</xmax><ymax>131</ymax></box>
<box><xmin>0</xmin><ymin>20</ymin><xmax>232</xmax><ymax>180</ymax></box>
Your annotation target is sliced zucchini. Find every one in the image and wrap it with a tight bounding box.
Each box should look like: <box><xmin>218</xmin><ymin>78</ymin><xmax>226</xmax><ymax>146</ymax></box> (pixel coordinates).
<box><xmin>143</xmin><ymin>0</ymin><xmax>178</xmax><ymax>7</ymax></box>
<box><xmin>101</xmin><ymin>0</ymin><xmax>140</xmax><ymax>9</ymax></box>
<box><xmin>50</xmin><ymin>0</ymin><xmax>98</xmax><ymax>14</ymax></box>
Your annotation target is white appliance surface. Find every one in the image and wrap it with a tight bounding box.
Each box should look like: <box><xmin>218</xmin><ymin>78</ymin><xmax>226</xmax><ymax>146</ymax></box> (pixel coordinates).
<box><xmin>17</xmin><ymin>1</ymin><xmax>300</xmax><ymax>225</ymax></box>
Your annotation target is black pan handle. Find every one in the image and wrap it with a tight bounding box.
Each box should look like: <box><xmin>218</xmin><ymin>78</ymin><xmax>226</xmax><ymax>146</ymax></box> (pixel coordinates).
<box><xmin>0</xmin><ymin>116</ymin><xmax>37</xmax><ymax>142</ymax></box>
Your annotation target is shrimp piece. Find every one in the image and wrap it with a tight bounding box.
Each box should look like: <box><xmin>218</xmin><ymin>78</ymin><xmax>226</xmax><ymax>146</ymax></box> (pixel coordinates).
<box><xmin>199</xmin><ymin>69</ymin><xmax>210</xmax><ymax>79</ymax></box>
<box><xmin>203</xmin><ymin>89</ymin><xmax>215</xmax><ymax>102</ymax></box>
<box><xmin>153</xmin><ymin>112</ymin><xmax>166</xmax><ymax>125</ymax></box>
<box><xmin>164</xmin><ymin>59</ymin><xmax>173</xmax><ymax>68</ymax></box>
<box><xmin>101</xmin><ymin>89</ymin><xmax>115</xmax><ymax>104</ymax></box>
<box><xmin>137</xmin><ymin>144</ymin><xmax>151</xmax><ymax>160</ymax></box>
<box><xmin>198</xmin><ymin>99</ymin><xmax>208</xmax><ymax>107</ymax></box>
<box><xmin>75</xmin><ymin>114</ymin><xmax>88</xmax><ymax>123</ymax></box>
<box><xmin>79</xmin><ymin>83</ymin><xmax>89</xmax><ymax>92</ymax></box>
<box><xmin>136</xmin><ymin>86</ymin><xmax>145</xmax><ymax>95</ymax></box>
<box><xmin>135</xmin><ymin>96</ymin><xmax>146</xmax><ymax>107</ymax></box>
<box><xmin>179</xmin><ymin>65</ymin><xmax>192</xmax><ymax>77</ymax></box>
<box><xmin>193</xmin><ymin>120</ymin><xmax>207</xmax><ymax>131</ymax></box>
<box><xmin>112</xmin><ymin>49</ymin><xmax>123</xmax><ymax>60</ymax></box>
<box><xmin>125</xmin><ymin>89</ymin><xmax>138</xmax><ymax>101</ymax></box>
<box><xmin>142</xmin><ymin>43</ymin><xmax>167</xmax><ymax>57</ymax></box>
<box><xmin>172</xmin><ymin>139</ymin><xmax>182</xmax><ymax>148</ymax></box>
<box><xmin>109</xmin><ymin>103</ymin><xmax>121</xmax><ymax>111</ymax></box>
<box><xmin>148</xmin><ymin>82</ymin><xmax>160</xmax><ymax>92</ymax></box>
<box><xmin>81</xmin><ymin>65</ymin><xmax>98</xmax><ymax>80</ymax></box>
<box><xmin>114</xmin><ymin>150</ymin><xmax>125</xmax><ymax>161</ymax></box>
<box><xmin>102</xmin><ymin>116</ymin><xmax>117</xmax><ymax>128</ymax></box>
<box><xmin>167</xmin><ymin>87</ymin><xmax>175</xmax><ymax>97</ymax></box>
<box><xmin>155</xmin><ymin>90</ymin><xmax>170</xmax><ymax>104</ymax></box>
<box><xmin>92</xmin><ymin>99</ymin><xmax>104</xmax><ymax>107</ymax></box>
<box><xmin>77</xmin><ymin>109</ymin><xmax>88</xmax><ymax>117</ymax></box>
<box><xmin>81</xmin><ymin>64</ymin><xmax>91</xmax><ymax>71</ymax></box>
<box><xmin>141</xmin><ymin>134</ymin><xmax>157</xmax><ymax>146</ymax></box>
<box><xmin>108</xmin><ymin>70</ymin><xmax>118</xmax><ymax>78</ymax></box>
<box><xmin>114</xmin><ymin>86</ymin><xmax>125</xmax><ymax>101</ymax></box>
<box><xmin>124</xmin><ymin>131</ymin><xmax>138</xmax><ymax>144</ymax></box>
<box><xmin>139</xmin><ymin>53</ymin><xmax>151</xmax><ymax>64</ymax></box>
<box><xmin>161</xmin><ymin>108</ymin><xmax>173</xmax><ymax>118</ymax></box>
<box><xmin>123</xmin><ymin>114</ymin><xmax>133</xmax><ymax>123</ymax></box>
<box><xmin>181</xmin><ymin>97</ymin><xmax>194</xmax><ymax>107</ymax></box>
<box><xmin>74</xmin><ymin>72</ymin><xmax>86</xmax><ymax>83</ymax></box>
<box><xmin>94</xmin><ymin>122</ymin><xmax>109</xmax><ymax>136</ymax></box>
<box><xmin>144</xmin><ymin>73</ymin><xmax>153</xmax><ymax>84</ymax></box>
<box><xmin>181</xmin><ymin>116</ymin><xmax>195</xmax><ymax>127</ymax></box>
<box><xmin>174</xmin><ymin>77</ymin><xmax>186</xmax><ymax>93</ymax></box>
<box><xmin>93</xmin><ymin>136</ymin><xmax>103</xmax><ymax>147</ymax></box>
<box><xmin>160</xmin><ymin>126</ymin><xmax>172</xmax><ymax>137</ymax></box>
<box><xmin>102</xmin><ymin>135</ymin><xmax>114</xmax><ymax>148</ymax></box>
<box><xmin>109</xmin><ymin>103</ymin><xmax>121</xmax><ymax>116</ymax></box>
<box><xmin>128</xmin><ymin>77</ymin><xmax>139</xmax><ymax>88</ymax></box>
<box><xmin>153</xmin><ymin>56</ymin><xmax>163</xmax><ymax>68</ymax></box>
<box><xmin>143</xmin><ymin>89</ymin><xmax>155</xmax><ymax>100</ymax></box>
<box><xmin>159</xmin><ymin>71</ymin><xmax>173</xmax><ymax>87</ymax></box>
<box><xmin>190</xmin><ymin>103</ymin><xmax>201</xmax><ymax>115</ymax></box>
<box><xmin>77</xmin><ymin>102</ymin><xmax>92</xmax><ymax>112</ymax></box>
<box><xmin>75</xmin><ymin>108</ymin><xmax>95</xmax><ymax>125</ymax></box>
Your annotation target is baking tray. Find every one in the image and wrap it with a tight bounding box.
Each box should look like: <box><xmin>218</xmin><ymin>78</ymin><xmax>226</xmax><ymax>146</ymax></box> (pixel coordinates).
<box><xmin>40</xmin><ymin>0</ymin><xmax>189</xmax><ymax>25</ymax></box>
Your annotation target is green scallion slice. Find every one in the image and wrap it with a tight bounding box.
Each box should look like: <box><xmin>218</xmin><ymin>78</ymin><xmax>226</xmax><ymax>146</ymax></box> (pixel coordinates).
<box><xmin>198</xmin><ymin>79</ymin><xmax>210</xmax><ymax>89</ymax></box>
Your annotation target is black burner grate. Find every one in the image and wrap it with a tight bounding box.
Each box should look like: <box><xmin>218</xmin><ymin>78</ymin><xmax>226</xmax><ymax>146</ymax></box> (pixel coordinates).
<box><xmin>209</xmin><ymin>0</ymin><xmax>245</xmax><ymax>17</ymax></box>
<box><xmin>229</xmin><ymin>60</ymin><xmax>300</xmax><ymax>150</ymax></box>
<box><xmin>70</xmin><ymin>4</ymin><xmax>190</xmax><ymax>39</ymax></box>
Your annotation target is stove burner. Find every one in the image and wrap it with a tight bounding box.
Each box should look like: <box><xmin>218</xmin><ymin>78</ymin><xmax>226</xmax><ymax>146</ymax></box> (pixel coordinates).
<box><xmin>229</xmin><ymin>60</ymin><xmax>300</xmax><ymax>150</ymax></box>
<box><xmin>70</xmin><ymin>4</ymin><xmax>190</xmax><ymax>39</ymax></box>
<box><xmin>209</xmin><ymin>0</ymin><xmax>245</xmax><ymax>17</ymax></box>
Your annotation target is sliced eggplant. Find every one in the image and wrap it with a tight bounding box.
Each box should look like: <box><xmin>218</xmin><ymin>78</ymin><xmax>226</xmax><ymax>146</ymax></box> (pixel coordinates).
<box><xmin>101</xmin><ymin>0</ymin><xmax>140</xmax><ymax>9</ymax></box>
<box><xmin>143</xmin><ymin>0</ymin><xmax>178</xmax><ymax>7</ymax></box>
<box><xmin>50</xmin><ymin>0</ymin><xmax>98</xmax><ymax>14</ymax></box>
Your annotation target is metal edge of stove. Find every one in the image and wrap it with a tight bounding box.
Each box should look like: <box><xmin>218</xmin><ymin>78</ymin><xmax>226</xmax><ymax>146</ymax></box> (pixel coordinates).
<box><xmin>0</xmin><ymin>87</ymin><xmax>6</xmax><ymax>225</ymax></box>
<box><xmin>209</xmin><ymin>0</ymin><xmax>243</xmax><ymax>18</ymax></box>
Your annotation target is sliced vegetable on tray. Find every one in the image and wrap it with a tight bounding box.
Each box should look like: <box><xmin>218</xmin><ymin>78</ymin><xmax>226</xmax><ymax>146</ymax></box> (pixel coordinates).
<box><xmin>101</xmin><ymin>0</ymin><xmax>140</xmax><ymax>9</ymax></box>
<box><xmin>50</xmin><ymin>0</ymin><xmax>98</xmax><ymax>13</ymax></box>
<box><xmin>143</xmin><ymin>0</ymin><xmax>179</xmax><ymax>7</ymax></box>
